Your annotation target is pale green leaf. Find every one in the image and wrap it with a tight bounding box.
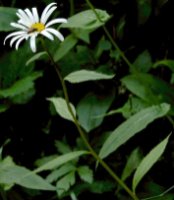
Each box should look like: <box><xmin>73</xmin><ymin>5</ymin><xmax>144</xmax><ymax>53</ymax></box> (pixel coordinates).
<box><xmin>77</xmin><ymin>166</ymin><xmax>93</xmax><ymax>184</ymax></box>
<box><xmin>153</xmin><ymin>59</ymin><xmax>174</xmax><ymax>72</ymax></box>
<box><xmin>0</xmin><ymin>7</ymin><xmax>17</xmax><ymax>31</ymax></box>
<box><xmin>0</xmin><ymin>165</ymin><xmax>55</xmax><ymax>191</ymax></box>
<box><xmin>56</xmin><ymin>171</ymin><xmax>75</xmax><ymax>196</ymax></box>
<box><xmin>61</xmin><ymin>9</ymin><xmax>110</xmax><ymax>30</ymax></box>
<box><xmin>99</xmin><ymin>103</ymin><xmax>170</xmax><ymax>159</ymax></box>
<box><xmin>64</xmin><ymin>70</ymin><xmax>114</xmax><ymax>83</ymax></box>
<box><xmin>34</xmin><ymin>151</ymin><xmax>88</xmax><ymax>173</ymax></box>
<box><xmin>48</xmin><ymin>97</ymin><xmax>76</xmax><ymax>122</ymax></box>
<box><xmin>26</xmin><ymin>51</ymin><xmax>47</xmax><ymax>66</ymax></box>
<box><xmin>54</xmin><ymin>34</ymin><xmax>78</xmax><ymax>62</ymax></box>
<box><xmin>132</xmin><ymin>134</ymin><xmax>170</xmax><ymax>192</ymax></box>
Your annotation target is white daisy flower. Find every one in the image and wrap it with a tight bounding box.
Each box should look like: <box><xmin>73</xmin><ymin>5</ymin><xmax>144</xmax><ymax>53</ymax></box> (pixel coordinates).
<box><xmin>4</xmin><ymin>2</ymin><xmax>67</xmax><ymax>52</ymax></box>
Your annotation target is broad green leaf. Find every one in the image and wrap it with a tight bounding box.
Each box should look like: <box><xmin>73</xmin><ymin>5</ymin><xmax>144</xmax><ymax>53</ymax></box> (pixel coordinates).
<box><xmin>77</xmin><ymin>92</ymin><xmax>114</xmax><ymax>132</ymax></box>
<box><xmin>56</xmin><ymin>171</ymin><xmax>75</xmax><ymax>196</ymax></box>
<box><xmin>53</xmin><ymin>34</ymin><xmax>78</xmax><ymax>62</ymax></box>
<box><xmin>48</xmin><ymin>97</ymin><xmax>76</xmax><ymax>122</ymax></box>
<box><xmin>64</xmin><ymin>70</ymin><xmax>114</xmax><ymax>83</ymax></box>
<box><xmin>61</xmin><ymin>9</ymin><xmax>110</xmax><ymax>30</ymax></box>
<box><xmin>46</xmin><ymin>163</ymin><xmax>75</xmax><ymax>183</ymax></box>
<box><xmin>121</xmin><ymin>148</ymin><xmax>142</xmax><ymax>181</ymax></box>
<box><xmin>0</xmin><ymin>165</ymin><xmax>55</xmax><ymax>191</ymax></box>
<box><xmin>34</xmin><ymin>151</ymin><xmax>88</xmax><ymax>173</ymax></box>
<box><xmin>153</xmin><ymin>59</ymin><xmax>174</xmax><ymax>72</ymax></box>
<box><xmin>0</xmin><ymin>7</ymin><xmax>17</xmax><ymax>31</ymax></box>
<box><xmin>99</xmin><ymin>103</ymin><xmax>170</xmax><ymax>159</ymax></box>
<box><xmin>132</xmin><ymin>50</ymin><xmax>152</xmax><ymax>73</ymax></box>
<box><xmin>26</xmin><ymin>51</ymin><xmax>47</xmax><ymax>66</ymax></box>
<box><xmin>136</xmin><ymin>0</ymin><xmax>152</xmax><ymax>25</ymax></box>
<box><xmin>121</xmin><ymin>73</ymin><xmax>174</xmax><ymax>114</ymax></box>
<box><xmin>132</xmin><ymin>134</ymin><xmax>170</xmax><ymax>192</ymax></box>
<box><xmin>0</xmin><ymin>72</ymin><xmax>42</xmax><ymax>98</ymax></box>
<box><xmin>77</xmin><ymin>166</ymin><xmax>93</xmax><ymax>184</ymax></box>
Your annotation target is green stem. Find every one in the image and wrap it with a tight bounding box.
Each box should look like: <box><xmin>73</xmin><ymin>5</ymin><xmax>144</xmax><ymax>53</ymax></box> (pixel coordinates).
<box><xmin>85</xmin><ymin>0</ymin><xmax>135</xmax><ymax>72</ymax></box>
<box><xmin>69</xmin><ymin>0</ymin><xmax>75</xmax><ymax>16</ymax></box>
<box><xmin>41</xmin><ymin>40</ymin><xmax>139</xmax><ymax>200</ymax></box>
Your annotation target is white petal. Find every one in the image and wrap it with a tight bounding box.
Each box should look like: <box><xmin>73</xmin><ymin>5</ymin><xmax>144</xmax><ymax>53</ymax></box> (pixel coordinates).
<box><xmin>10</xmin><ymin>34</ymin><xmax>25</xmax><ymax>47</ymax></box>
<box><xmin>16</xmin><ymin>13</ymin><xmax>31</xmax><ymax>27</ymax></box>
<box><xmin>17</xmin><ymin>9</ymin><xmax>32</xmax><ymax>25</ymax></box>
<box><xmin>32</xmin><ymin>7</ymin><xmax>39</xmax><ymax>23</ymax></box>
<box><xmin>4</xmin><ymin>31</ymin><xmax>26</xmax><ymax>44</ymax></box>
<box><xmin>15</xmin><ymin>36</ymin><xmax>26</xmax><ymax>50</ymax></box>
<box><xmin>45</xmin><ymin>18</ymin><xmax>67</xmax><ymax>27</ymax></box>
<box><xmin>40</xmin><ymin>3</ymin><xmax>57</xmax><ymax>23</ymax></box>
<box><xmin>24</xmin><ymin>8</ymin><xmax>35</xmax><ymax>24</ymax></box>
<box><xmin>40</xmin><ymin>29</ymin><xmax>54</xmax><ymax>40</ymax></box>
<box><xmin>46</xmin><ymin>28</ymin><xmax>64</xmax><ymax>41</ymax></box>
<box><xmin>11</xmin><ymin>22</ymin><xmax>27</xmax><ymax>30</ymax></box>
<box><xmin>41</xmin><ymin>6</ymin><xmax>57</xmax><ymax>24</ymax></box>
<box><xmin>30</xmin><ymin>35</ymin><xmax>37</xmax><ymax>52</ymax></box>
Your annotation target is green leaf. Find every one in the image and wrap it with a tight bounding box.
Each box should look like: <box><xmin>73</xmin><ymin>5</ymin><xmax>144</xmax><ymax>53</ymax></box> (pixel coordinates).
<box><xmin>26</xmin><ymin>51</ymin><xmax>47</xmax><ymax>66</ymax></box>
<box><xmin>99</xmin><ymin>103</ymin><xmax>170</xmax><ymax>159</ymax></box>
<box><xmin>53</xmin><ymin>34</ymin><xmax>78</xmax><ymax>62</ymax></box>
<box><xmin>0</xmin><ymin>7</ymin><xmax>17</xmax><ymax>31</ymax></box>
<box><xmin>34</xmin><ymin>151</ymin><xmax>88</xmax><ymax>173</ymax></box>
<box><xmin>77</xmin><ymin>92</ymin><xmax>114</xmax><ymax>132</ymax></box>
<box><xmin>121</xmin><ymin>148</ymin><xmax>142</xmax><ymax>181</ymax></box>
<box><xmin>77</xmin><ymin>166</ymin><xmax>93</xmax><ymax>184</ymax></box>
<box><xmin>136</xmin><ymin>0</ymin><xmax>152</xmax><ymax>25</ymax></box>
<box><xmin>64</xmin><ymin>70</ymin><xmax>114</xmax><ymax>83</ymax></box>
<box><xmin>61</xmin><ymin>9</ymin><xmax>110</xmax><ymax>30</ymax></box>
<box><xmin>132</xmin><ymin>134</ymin><xmax>170</xmax><ymax>192</ymax></box>
<box><xmin>0</xmin><ymin>165</ymin><xmax>55</xmax><ymax>191</ymax></box>
<box><xmin>46</xmin><ymin>163</ymin><xmax>75</xmax><ymax>183</ymax></box>
<box><xmin>153</xmin><ymin>59</ymin><xmax>174</xmax><ymax>72</ymax></box>
<box><xmin>56</xmin><ymin>171</ymin><xmax>75</xmax><ymax>196</ymax></box>
<box><xmin>48</xmin><ymin>97</ymin><xmax>76</xmax><ymax>122</ymax></box>
<box><xmin>0</xmin><ymin>72</ymin><xmax>42</xmax><ymax>98</ymax></box>
<box><xmin>133</xmin><ymin>50</ymin><xmax>152</xmax><ymax>73</ymax></box>
<box><xmin>121</xmin><ymin>73</ymin><xmax>174</xmax><ymax>114</ymax></box>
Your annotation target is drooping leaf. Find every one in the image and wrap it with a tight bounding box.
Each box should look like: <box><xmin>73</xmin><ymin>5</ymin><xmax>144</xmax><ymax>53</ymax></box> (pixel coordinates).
<box><xmin>26</xmin><ymin>51</ymin><xmax>47</xmax><ymax>66</ymax></box>
<box><xmin>34</xmin><ymin>151</ymin><xmax>88</xmax><ymax>173</ymax></box>
<box><xmin>56</xmin><ymin>171</ymin><xmax>76</xmax><ymax>196</ymax></box>
<box><xmin>121</xmin><ymin>148</ymin><xmax>142</xmax><ymax>181</ymax></box>
<box><xmin>54</xmin><ymin>34</ymin><xmax>78</xmax><ymax>62</ymax></box>
<box><xmin>153</xmin><ymin>59</ymin><xmax>174</xmax><ymax>72</ymax></box>
<box><xmin>64</xmin><ymin>69</ymin><xmax>114</xmax><ymax>83</ymax></box>
<box><xmin>0</xmin><ymin>7</ymin><xmax>17</xmax><ymax>31</ymax></box>
<box><xmin>77</xmin><ymin>92</ymin><xmax>114</xmax><ymax>132</ymax></box>
<box><xmin>48</xmin><ymin>97</ymin><xmax>76</xmax><ymax>122</ymax></box>
<box><xmin>99</xmin><ymin>103</ymin><xmax>170</xmax><ymax>159</ymax></box>
<box><xmin>0</xmin><ymin>165</ymin><xmax>55</xmax><ymax>191</ymax></box>
<box><xmin>61</xmin><ymin>9</ymin><xmax>110</xmax><ymax>30</ymax></box>
<box><xmin>132</xmin><ymin>134</ymin><xmax>170</xmax><ymax>192</ymax></box>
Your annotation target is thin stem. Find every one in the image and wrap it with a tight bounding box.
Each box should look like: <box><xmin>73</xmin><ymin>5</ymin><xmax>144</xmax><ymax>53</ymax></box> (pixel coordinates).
<box><xmin>69</xmin><ymin>0</ymin><xmax>75</xmax><ymax>16</ymax></box>
<box><xmin>41</xmin><ymin>40</ymin><xmax>139</xmax><ymax>200</ymax></box>
<box><xmin>85</xmin><ymin>0</ymin><xmax>135</xmax><ymax>72</ymax></box>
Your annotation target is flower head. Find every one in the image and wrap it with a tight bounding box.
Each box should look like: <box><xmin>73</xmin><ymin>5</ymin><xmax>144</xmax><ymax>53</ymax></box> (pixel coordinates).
<box><xmin>4</xmin><ymin>3</ymin><xmax>67</xmax><ymax>52</ymax></box>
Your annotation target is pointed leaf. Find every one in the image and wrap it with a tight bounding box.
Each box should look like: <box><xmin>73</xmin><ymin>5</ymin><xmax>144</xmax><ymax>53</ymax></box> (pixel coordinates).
<box><xmin>61</xmin><ymin>9</ymin><xmax>110</xmax><ymax>30</ymax></box>
<box><xmin>99</xmin><ymin>103</ymin><xmax>170</xmax><ymax>159</ymax></box>
<box><xmin>48</xmin><ymin>97</ymin><xmax>76</xmax><ymax>122</ymax></box>
<box><xmin>77</xmin><ymin>166</ymin><xmax>93</xmax><ymax>184</ymax></box>
<box><xmin>132</xmin><ymin>134</ymin><xmax>170</xmax><ymax>192</ymax></box>
<box><xmin>34</xmin><ymin>151</ymin><xmax>88</xmax><ymax>173</ymax></box>
<box><xmin>26</xmin><ymin>51</ymin><xmax>47</xmax><ymax>66</ymax></box>
<box><xmin>64</xmin><ymin>70</ymin><xmax>114</xmax><ymax>83</ymax></box>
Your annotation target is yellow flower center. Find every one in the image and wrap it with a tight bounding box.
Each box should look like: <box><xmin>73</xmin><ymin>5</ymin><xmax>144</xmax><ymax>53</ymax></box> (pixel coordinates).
<box><xmin>30</xmin><ymin>23</ymin><xmax>45</xmax><ymax>32</ymax></box>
